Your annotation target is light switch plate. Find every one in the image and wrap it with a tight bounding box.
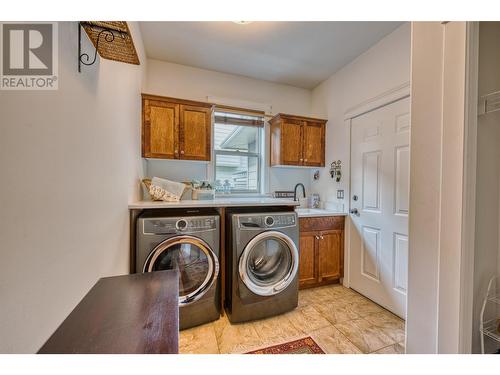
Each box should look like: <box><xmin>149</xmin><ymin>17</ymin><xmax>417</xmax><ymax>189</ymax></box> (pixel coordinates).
<box><xmin>337</xmin><ymin>190</ymin><xmax>344</xmax><ymax>199</ymax></box>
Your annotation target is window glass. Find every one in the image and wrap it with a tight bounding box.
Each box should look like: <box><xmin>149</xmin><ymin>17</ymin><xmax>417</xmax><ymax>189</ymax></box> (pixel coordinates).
<box><xmin>215</xmin><ymin>154</ymin><xmax>259</xmax><ymax>192</ymax></box>
<box><xmin>214</xmin><ymin>123</ymin><xmax>259</xmax><ymax>152</ymax></box>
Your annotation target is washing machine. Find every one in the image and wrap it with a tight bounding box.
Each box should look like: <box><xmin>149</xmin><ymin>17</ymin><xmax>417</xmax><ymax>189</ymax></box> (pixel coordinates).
<box><xmin>136</xmin><ymin>209</ymin><xmax>220</xmax><ymax>330</ymax></box>
<box><xmin>225</xmin><ymin>211</ymin><xmax>299</xmax><ymax>323</ymax></box>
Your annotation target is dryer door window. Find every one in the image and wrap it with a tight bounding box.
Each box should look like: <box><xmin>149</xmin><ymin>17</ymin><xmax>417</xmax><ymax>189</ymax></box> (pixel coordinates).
<box><xmin>239</xmin><ymin>231</ymin><xmax>299</xmax><ymax>297</ymax></box>
<box><xmin>144</xmin><ymin>235</ymin><xmax>219</xmax><ymax>305</ymax></box>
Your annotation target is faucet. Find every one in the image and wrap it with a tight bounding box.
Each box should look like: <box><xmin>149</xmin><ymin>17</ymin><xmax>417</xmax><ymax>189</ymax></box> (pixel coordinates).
<box><xmin>293</xmin><ymin>183</ymin><xmax>306</xmax><ymax>202</ymax></box>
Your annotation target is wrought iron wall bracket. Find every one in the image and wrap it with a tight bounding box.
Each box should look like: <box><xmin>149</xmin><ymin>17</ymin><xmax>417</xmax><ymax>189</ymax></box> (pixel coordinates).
<box><xmin>78</xmin><ymin>22</ymin><xmax>125</xmax><ymax>73</ymax></box>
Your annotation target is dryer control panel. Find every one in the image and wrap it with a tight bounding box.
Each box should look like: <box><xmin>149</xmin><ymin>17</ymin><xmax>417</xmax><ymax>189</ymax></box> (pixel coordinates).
<box><xmin>238</xmin><ymin>213</ymin><xmax>296</xmax><ymax>229</ymax></box>
<box><xmin>143</xmin><ymin>216</ymin><xmax>217</xmax><ymax>234</ymax></box>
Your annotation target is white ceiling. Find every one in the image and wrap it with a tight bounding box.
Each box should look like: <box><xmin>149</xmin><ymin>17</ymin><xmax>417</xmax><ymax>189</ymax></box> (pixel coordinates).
<box><xmin>139</xmin><ymin>22</ymin><xmax>403</xmax><ymax>89</ymax></box>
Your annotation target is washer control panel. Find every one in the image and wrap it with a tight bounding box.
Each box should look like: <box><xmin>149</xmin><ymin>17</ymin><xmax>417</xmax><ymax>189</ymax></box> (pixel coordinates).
<box><xmin>239</xmin><ymin>213</ymin><xmax>296</xmax><ymax>229</ymax></box>
<box><xmin>143</xmin><ymin>216</ymin><xmax>217</xmax><ymax>234</ymax></box>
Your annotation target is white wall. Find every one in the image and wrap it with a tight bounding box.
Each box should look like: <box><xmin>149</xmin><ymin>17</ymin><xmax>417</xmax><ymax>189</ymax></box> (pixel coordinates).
<box><xmin>143</xmin><ymin>24</ymin><xmax>412</xmax><ymax>200</ymax></box>
<box><xmin>309</xmin><ymin>22</ymin><xmax>475</xmax><ymax>353</ymax></box>
<box><xmin>0</xmin><ymin>21</ymin><xmax>146</xmax><ymax>353</ymax></box>
<box><xmin>309</xmin><ymin>23</ymin><xmax>411</xmax><ymax>208</ymax></box>
<box><xmin>407</xmin><ymin>21</ymin><xmax>471</xmax><ymax>354</ymax></box>
<box><xmin>472</xmin><ymin>22</ymin><xmax>500</xmax><ymax>353</ymax></box>
<box><xmin>142</xmin><ymin>58</ymin><xmax>313</xmax><ymax>196</ymax></box>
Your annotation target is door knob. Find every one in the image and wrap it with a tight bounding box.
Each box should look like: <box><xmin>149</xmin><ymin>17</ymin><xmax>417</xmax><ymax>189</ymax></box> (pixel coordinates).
<box><xmin>350</xmin><ymin>208</ymin><xmax>359</xmax><ymax>215</ymax></box>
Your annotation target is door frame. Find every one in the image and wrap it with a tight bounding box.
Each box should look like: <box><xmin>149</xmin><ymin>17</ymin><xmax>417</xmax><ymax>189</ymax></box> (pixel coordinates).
<box><xmin>458</xmin><ymin>21</ymin><xmax>479</xmax><ymax>353</ymax></box>
<box><xmin>342</xmin><ymin>82</ymin><xmax>410</xmax><ymax>290</ymax></box>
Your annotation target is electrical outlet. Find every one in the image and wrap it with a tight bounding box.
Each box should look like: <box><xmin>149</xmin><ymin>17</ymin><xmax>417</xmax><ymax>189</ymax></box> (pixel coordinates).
<box><xmin>337</xmin><ymin>189</ymin><xmax>344</xmax><ymax>199</ymax></box>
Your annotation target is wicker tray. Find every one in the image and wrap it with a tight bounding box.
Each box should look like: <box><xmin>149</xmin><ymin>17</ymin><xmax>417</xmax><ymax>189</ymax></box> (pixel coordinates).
<box><xmin>142</xmin><ymin>179</ymin><xmax>192</xmax><ymax>201</ymax></box>
<box><xmin>81</xmin><ymin>21</ymin><xmax>140</xmax><ymax>65</ymax></box>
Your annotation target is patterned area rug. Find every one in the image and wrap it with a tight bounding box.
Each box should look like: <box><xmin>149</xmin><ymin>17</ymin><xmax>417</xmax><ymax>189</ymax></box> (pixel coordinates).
<box><xmin>246</xmin><ymin>337</ymin><xmax>325</xmax><ymax>354</ymax></box>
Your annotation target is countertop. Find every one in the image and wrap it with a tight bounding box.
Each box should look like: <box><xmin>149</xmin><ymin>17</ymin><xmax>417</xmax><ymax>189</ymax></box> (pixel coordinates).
<box><xmin>295</xmin><ymin>208</ymin><xmax>347</xmax><ymax>218</ymax></box>
<box><xmin>128</xmin><ymin>197</ymin><xmax>299</xmax><ymax>209</ymax></box>
<box><xmin>128</xmin><ymin>198</ymin><xmax>347</xmax><ymax>217</ymax></box>
<box><xmin>38</xmin><ymin>270</ymin><xmax>179</xmax><ymax>354</ymax></box>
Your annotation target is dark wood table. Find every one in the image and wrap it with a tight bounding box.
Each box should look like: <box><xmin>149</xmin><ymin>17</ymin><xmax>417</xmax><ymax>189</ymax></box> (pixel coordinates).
<box><xmin>38</xmin><ymin>270</ymin><xmax>179</xmax><ymax>354</ymax></box>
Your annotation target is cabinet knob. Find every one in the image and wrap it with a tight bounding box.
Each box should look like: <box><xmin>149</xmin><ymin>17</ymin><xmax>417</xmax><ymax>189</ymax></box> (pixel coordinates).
<box><xmin>174</xmin><ymin>149</ymin><xmax>178</xmax><ymax>154</ymax></box>
<box><xmin>320</xmin><ymin>235</ymin><xmax>324</xmax><ymax>240</ymax></box>
<box><xmin>180</xmin><ymin>150</ymin><xmax>185</xmax><ymax>155</ymax></box>
<box><xmin>304</xmin><ymin>159</ymin><xmax>308</xmax><ymax>162</ymax></box>
<box><xmin>315</xmin><ymin>235</ymin><xmax>319</xmax><ymax>240</ymax></box>
<box><xmin>300</xmin><ymin>158</ymin><xmax>303</xmax><ymax>162</ymax></box>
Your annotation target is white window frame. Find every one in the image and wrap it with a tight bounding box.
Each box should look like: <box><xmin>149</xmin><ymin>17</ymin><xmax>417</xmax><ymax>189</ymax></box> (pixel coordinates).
<box><xmin>211</xmin><ymin>112</ymin><xmax>265</xmax><ymax>195</ymax></box>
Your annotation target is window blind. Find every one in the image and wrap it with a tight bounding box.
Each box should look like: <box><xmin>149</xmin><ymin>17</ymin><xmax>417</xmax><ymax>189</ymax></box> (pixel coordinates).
<box><xmin>214</xmin><ymin>106</ymin><xmax>265</xmax><ymax>128</ymax></box>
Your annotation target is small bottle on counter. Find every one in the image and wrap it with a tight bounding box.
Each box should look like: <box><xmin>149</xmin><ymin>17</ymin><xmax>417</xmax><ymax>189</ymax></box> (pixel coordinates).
<box><xmin>310</xmin><ymin>193</ymin><xmax>321</xmax><ymax>208</ymax></box>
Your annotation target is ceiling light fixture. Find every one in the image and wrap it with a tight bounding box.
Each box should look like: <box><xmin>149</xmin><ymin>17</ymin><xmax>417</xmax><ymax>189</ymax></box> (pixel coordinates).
<box><xmin>232</xmin><ymin>21</ymin><xmax>253</xmax><ymax>25</ymax></box>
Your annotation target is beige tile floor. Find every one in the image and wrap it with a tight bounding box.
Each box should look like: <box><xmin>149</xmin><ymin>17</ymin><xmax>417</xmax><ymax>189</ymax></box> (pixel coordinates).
<box><xmin>179</xmin><ymin>284</ymin><xmax>406</xmax><ymax>354</ymax></box>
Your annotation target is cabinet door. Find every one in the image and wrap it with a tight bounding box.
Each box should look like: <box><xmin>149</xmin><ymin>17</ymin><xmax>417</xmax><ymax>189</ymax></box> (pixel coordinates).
<box><xmin>281</xmin><ymin>119</ymin><xmax>304</xmax><ymax>165</ymax></box>
<box><xmin>299</xmin><ymin>232</ymin><xmax>317</xmax><ymax>288</ymax></box>
<box><xmin>302</xmin><ymin>121</ymin><xmax>325</xmax><ymax>167</ymax></box>
<box><xmin>142</xmin><ymin>99</ymin><xmax>178</xmax><ymax>159</ymax></box>
<box><xmin>179</xmin><ymin>105</ymin><xmax>212</xmax><ymax>161</ymax></box>
<box><xmin>318</xmin><ymin>230</ymin><xmax>342</xmax><ymax>283</ymax></box>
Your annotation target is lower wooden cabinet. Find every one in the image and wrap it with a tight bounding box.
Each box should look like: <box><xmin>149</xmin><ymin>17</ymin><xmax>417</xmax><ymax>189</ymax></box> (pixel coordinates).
<box><xmin>298</xmin><ymin>216</ymin><xmax>344</xmax><ymax>289</ymax></box>
<box><xmin>298</xmin><ymin>232</ymin><xmax>317</xmax><ymax>288</ymax></box>
<box><xmin>318</xmin><ymin>231</ymin><xmax>342</xmax><ymax>283</ymax></box>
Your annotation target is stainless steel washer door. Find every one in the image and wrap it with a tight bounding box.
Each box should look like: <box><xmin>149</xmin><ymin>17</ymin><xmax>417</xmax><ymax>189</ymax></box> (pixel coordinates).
<box><xmin>239</xmin><ymin>231</ymin><xmax>299</xmax><ymax>297</ymax></box>
<box><xmin>143</xmin><ymin>235</ymin><xmax>219</xmax><ymax>305</ymax></box>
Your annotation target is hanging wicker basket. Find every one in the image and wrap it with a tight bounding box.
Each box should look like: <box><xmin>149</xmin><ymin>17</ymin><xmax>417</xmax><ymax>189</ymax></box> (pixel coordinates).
<box><xmin>81</xmin><ymin>21</ymin><xmax>140</xmax><ymax>65</ymax></box>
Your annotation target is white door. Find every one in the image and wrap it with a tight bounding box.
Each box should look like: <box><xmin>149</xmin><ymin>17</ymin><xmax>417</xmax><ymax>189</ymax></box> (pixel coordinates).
<box><xmin>349</xmin><ymin>96</ymin><xmax>410</xmax><ymax>318</ymax></box>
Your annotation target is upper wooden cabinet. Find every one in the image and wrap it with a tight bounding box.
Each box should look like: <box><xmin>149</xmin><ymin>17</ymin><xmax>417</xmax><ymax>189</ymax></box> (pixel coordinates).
<box><xmin>142</xmin><ymin>94</ymin><xmax>213</xmax><ymax>161</ymax></box>
<box><xmin>270</xmin><ymin>113</ymin><xmax>327</xmax><ymax>167</ymax></box>
<box><xmin>142</xmin><ymin>98</ymin><xmax>178</xmax><ymax>159</ymax></box>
